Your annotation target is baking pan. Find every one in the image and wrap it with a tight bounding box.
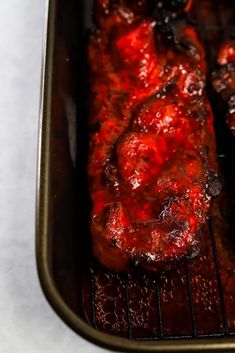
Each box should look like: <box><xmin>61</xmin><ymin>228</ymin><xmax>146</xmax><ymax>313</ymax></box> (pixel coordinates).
<box><xmin>36</xmin><ymin>0</ymin><xmax>235</xmax><ymax>351</ymax></box>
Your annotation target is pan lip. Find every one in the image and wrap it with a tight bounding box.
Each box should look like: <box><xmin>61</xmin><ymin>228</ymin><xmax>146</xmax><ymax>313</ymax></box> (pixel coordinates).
<box><xmin>35</xmin><ymin>0</ymin><xmax>235</xmax><ymax>351</ymax></box>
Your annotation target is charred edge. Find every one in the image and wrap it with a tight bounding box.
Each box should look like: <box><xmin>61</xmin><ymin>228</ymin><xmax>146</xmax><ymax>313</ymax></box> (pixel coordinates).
<box><xmin>150</xmin><ymin>0</ymin><xmax>189</xmax><ymax>14</ymax></box>
<box><xmin>104</xmin><ymin>163</ymin><xmax>119</xmax><ymax>188</ymax></box>
<box><xmin>151</xmin><ymin>0</ymin><xmax>195</xmax><ymax>50</ymax></box>
<box><xmin>212</xmin><ymin>64</ymin><xmax>235</xmax><ymax>101</ymax></box>
<box><xmin>206</xmin><ymin>170</ymin><xmax>223</xmax><ymax>198</ymax></box>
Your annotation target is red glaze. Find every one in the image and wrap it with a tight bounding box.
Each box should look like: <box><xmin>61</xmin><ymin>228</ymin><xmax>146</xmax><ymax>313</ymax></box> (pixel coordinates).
<box><xmin>217</xmin><ymin>42</ymin><xmax>235</xmax><ymax>66</ymax></box>
<box><xmin>88</xmin><ymin>1</ymin><xmax>219</xmax><ymax>271</ymax></box>
<box><xmin>212</xmin><ymin>42</ymin><xmax>235</xmax><ymax>135</ymax></box>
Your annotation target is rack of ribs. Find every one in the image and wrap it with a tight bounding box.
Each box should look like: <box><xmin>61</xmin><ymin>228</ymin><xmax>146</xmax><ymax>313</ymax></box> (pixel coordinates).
<box><xmin>212</xmin><ymin>41</ymin><xmax>235</xmax><ymax>135</ymax></box>
<box><xmin>88</xmin><ymin>0</ymin><xmax>221</xmax><ymax>271</ymax></box>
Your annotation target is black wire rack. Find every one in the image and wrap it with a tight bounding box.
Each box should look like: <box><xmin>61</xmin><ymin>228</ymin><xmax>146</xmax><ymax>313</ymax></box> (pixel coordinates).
<box><xmin>86</xmin><ymin>0</ymin><xmax>235</xmax><ymax>341</ymax></box>
<box><xmin>88</xmin><ymin>215</ymin><xmax>234</xmax><ymax>340</ymax></box>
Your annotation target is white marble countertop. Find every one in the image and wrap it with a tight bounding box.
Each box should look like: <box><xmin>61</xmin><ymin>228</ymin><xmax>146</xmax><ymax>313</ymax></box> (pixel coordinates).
<box><xmin>0</xmin><ymin>1</ymin><xmax>112</xmax><ymax>352</ymax></box>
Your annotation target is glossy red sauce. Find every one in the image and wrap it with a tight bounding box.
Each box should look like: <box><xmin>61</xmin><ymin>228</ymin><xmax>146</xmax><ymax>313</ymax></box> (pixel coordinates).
<box><xmin>88</xmin><ymin>0</ymin><xmax>220</xmax><ymax>271</ymax></box>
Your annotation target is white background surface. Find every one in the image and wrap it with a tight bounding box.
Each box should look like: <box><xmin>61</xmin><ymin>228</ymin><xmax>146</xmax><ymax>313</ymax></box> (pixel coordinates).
<box><xmin>0</xmin><ymin>1</ymin><xmax>111</xmax><ymax>352</ymax></box>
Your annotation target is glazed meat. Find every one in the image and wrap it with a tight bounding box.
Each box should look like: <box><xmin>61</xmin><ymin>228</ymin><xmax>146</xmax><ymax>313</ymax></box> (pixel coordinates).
<box><xmin>212</xmin><ymin>42</ymin><xmax>235</xmax><ymax>135</ymax></box>
<box><xmin>88</xmin><ymin>0</ymin><xmax>220</xmax><ymax>271</ymax></box>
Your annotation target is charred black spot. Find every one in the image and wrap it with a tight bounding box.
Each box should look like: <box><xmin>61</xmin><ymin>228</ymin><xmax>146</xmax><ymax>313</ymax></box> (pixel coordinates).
<box><xmin>149</xmin><ymin>0</ymin><xmax>191</xmax><ymax>49</ymax></box>
<box><xmin>109</xmin><ymin>238</ymin><xmax>117</xmax><ymax>247</ymax></box>
<box><xmin>206</xmin><ymin>170</ymin><xmax>223</xmax><ymax>197</ymax></box>
<box><xmin>150</xmin><ymin>0</ymin><xmax>189</xmax><ymax>13</ymax></box>
<box><xmin>102</xmin><ymin>203</ymin><xmax>120</xmax><ymax>232</ymax></box>
<box><xmin>152</xmin><ymin>9</ymin><xmax>194</xmax><ymax>52</ymax></box>
<box><xmin>105</xmin><ymin>163</ymin><xmax>118</xmax><ymax>178</ymax></box>
<box><xmin>104</xmin><ymin>163</ymin><xmax>120</xmax><ymax>191</ymax></box>
<box><xmin>212</xmin><ymin>64</ymin><xmax>235</xmax><ymax>100</ymax></box>
<box><xmin>177</xmin><ymin>40</ymin><xmax>192</xmax><ymax>50</ymax></box>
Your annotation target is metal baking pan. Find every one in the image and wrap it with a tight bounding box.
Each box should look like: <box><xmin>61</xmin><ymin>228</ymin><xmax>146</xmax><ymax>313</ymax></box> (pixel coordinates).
<box><xmin>36</xmin><ymin>0</ymin><xmax>235</xmax><ymax>351</ymax></box>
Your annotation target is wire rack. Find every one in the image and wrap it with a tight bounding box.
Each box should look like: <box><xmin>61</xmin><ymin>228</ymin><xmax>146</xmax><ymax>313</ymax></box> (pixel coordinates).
<box><xmin>85</xmin><ymin>0</ymin><xmax>235</xmax><ymax>341</ymax></box>
<box><xmin>88</xmin><ymin>216</ymin><xmax>234</xmax><ymax>340</ymax></box>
